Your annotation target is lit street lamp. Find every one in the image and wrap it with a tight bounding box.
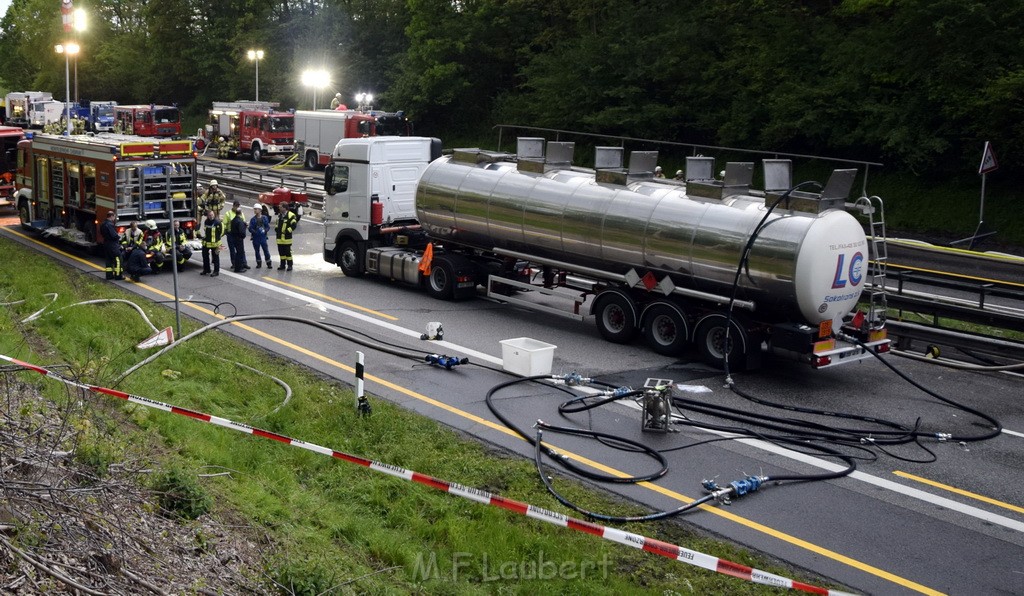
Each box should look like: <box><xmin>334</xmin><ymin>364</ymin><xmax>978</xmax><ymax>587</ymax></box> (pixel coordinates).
<box><xmin>54</xmin><ymin>42</ymin><xmax>80</xmax><ymax>136</ymax></box>
<box><xmin>73</xmin><ymin>8</ymin><xmax>86</xmax><ymax>104</ymax></box>
<box><xmin>247</xmin><ymin>49</ymin><xmax>264</xmax><ymax>101</ymax></box>
<box><xmin>301</xmin><ymin>69</ymin><xmax>330</xmax><ymax>110</ymax></box>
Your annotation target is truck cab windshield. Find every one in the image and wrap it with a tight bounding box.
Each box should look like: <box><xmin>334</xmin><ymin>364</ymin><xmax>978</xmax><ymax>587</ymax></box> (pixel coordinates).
<box><xmin>267</xmin><ymin>116</ymin><xmax>293</xmax><ymax>133</ymax></box>
<box><xmin>154</xmin><ymin>109</ymin><xmax>179</xmax><ymax>124</ymax></box>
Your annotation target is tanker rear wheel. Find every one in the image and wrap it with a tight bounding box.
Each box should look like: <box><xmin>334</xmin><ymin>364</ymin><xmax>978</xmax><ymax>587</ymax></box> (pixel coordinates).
<box><xmin>593</xmin><ymin>292</ymin><xmax>638</xmax><ymax>344</ymax></box>
<box><xmin>643</xmin><ymin>302</ymin><xmax>688</xmax><ymax>355</ymax></box>
<box><xmin>427</xmin><ymin>259</ymin><xmax>456</xmax><ymax>300</ymax></box>
<box><xmin>338</xmin><ymin>240</ymin><xmax>364</xmax><ymax>277</ymax></box>
<box><xmin>694</xmin><ymin>314</ymin><xmax>749</xmax><ymax>369</ymax></box>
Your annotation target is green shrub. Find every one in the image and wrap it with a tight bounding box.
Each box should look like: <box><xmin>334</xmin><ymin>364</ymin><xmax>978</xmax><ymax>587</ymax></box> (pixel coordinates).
<box><xmin>150</xmin><ymin>466</ymin><xmax>212</xmax><ymax>520</ymax></box>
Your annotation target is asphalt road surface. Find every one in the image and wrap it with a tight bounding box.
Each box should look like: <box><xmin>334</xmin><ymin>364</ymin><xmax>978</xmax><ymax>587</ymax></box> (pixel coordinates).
<box><xmin>3</xmin><ymin>213</ymin><xmax>1023</xmax><ymax>596</ymax></box>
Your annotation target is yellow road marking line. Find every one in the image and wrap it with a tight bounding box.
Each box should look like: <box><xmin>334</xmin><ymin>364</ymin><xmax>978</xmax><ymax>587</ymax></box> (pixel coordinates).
<box><xmin>3</xmin><ymin>227</ymin><xmax>941</xmax><ymax>595</ymax></box>
<box><xmin>895</xmin><ymin>470</ymin><xmax>1024</xmax><ymax>515</ymax></box>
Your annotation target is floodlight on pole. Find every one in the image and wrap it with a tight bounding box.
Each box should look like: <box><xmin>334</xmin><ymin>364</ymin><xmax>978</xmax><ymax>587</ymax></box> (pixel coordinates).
<box><xmin>355</xmin><ymin>92</ymin><xmax>374</xmax><ymax>111</ymax></box>
<box><xmin>301</xmin><ymin>69</ymin><xmax>330</xmax><ymax>110</ymax></box>
<box><xmin>247</xmin><ymin>49</ymin><xmax>264</xmax><ymax>101</ymax></box>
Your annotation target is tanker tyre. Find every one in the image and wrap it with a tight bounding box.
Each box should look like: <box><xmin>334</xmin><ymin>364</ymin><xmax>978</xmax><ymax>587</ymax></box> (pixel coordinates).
<box><xmin>304</xmin><ymin>151</ymin><xmax>318</xmax><ymax>170</ymax></box>
<box><xmin>338</xmin><ymin>240</ymin><xmax>364</xmax><ymax>277</ymax></box>
<box><xmin>593</xmin><ymin>292</ymin><xmax>638</xmax><ymax>344</ymax></box>
<box><xmin>426</xmin><ymin>259</ymin><xmax>456</xmax><ymax>300</ymax></box>
<box><xmin>252</xmin><ymin>145</ymin><xmax>263</xmax><ymax>163</ymax></box>
<box><xmin>694</xmin><ymin>315</ymin><xmax>749</xmax><ymax>370</ymax></box>
<box><xmin>643</xmin><ymin>302</ymin><xmax>688</xmax><ymax>355</ymax></box>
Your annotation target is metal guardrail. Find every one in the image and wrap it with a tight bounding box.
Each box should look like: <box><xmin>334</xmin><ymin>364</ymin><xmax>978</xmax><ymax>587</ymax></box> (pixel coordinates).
<box><xmin>196</xmin><ymin>159</ymin><xmax>325</xmax><ymax>212</ymax></box>
<box><xmin>886</xmin><ymin>320</ymin><xmax>1024</xmax><ymax>363</ymax></box>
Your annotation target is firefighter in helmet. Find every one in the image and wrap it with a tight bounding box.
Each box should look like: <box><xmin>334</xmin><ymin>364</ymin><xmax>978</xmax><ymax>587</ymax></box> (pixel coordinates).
<box><xmin>216</xmin><ymin>135</ymin><xmax>231</xmax><ymax>159</ymax></box>
<box><xmin>330</xmin><ymin>93</ymin><xmax>343</xmax><ymax>110</ymax></box>
<box><xmin>199</xmin><ymin>180</ymin><xmax>226</xmax><ymax>218</ymax></box>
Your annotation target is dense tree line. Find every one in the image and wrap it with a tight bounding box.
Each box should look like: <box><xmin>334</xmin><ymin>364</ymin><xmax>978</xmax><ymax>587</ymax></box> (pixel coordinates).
<box><xmin>2</xmin><ymin>0</ymin><xmax>1021</xmax><ymax>179</ymax></box>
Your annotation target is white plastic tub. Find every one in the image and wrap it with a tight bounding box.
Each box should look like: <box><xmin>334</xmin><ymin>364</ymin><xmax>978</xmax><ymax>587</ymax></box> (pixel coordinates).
<box><xmin>499</xmin><ymin>337</ymin><xmax>556</xmax><ymax>377</ymax></box>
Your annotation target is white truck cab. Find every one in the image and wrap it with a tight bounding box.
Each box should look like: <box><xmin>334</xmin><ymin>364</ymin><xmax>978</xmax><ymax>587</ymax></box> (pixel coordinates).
<box><xmin>323</xmin><ymin>137</ymin><xmax>441</xmax><ymax>273</ymax></box>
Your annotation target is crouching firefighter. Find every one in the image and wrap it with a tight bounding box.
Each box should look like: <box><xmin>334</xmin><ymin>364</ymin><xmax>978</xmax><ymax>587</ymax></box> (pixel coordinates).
<box><xmin>170</xmin><ymin>220</ymin><xmax>193</xmax><ymax>267</ymax></box>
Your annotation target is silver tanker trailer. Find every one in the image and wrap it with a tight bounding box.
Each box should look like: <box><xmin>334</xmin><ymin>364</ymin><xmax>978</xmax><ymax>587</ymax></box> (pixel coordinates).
<box><xmin>322</xmin><ymin>136</ymin><xmax>890</xmax><ymax>369</ymax></box>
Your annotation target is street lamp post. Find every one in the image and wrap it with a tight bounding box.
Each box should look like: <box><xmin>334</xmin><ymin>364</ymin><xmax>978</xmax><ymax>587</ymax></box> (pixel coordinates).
<box><xmin>247</xmin><ymin>49</ymin><xmax>264</xmax><ymax>101</ymax></box>
<box><xmin>54</xmin><ymin>43</ymin><xmax>80</xmax><ymax>136</ymax></box>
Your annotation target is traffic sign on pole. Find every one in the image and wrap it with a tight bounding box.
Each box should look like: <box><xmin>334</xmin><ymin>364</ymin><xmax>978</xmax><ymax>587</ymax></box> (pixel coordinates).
<box><xmin>979</xmin><ymin>141</ymin><xmax>998</xmax><ymax>175</ymax></box>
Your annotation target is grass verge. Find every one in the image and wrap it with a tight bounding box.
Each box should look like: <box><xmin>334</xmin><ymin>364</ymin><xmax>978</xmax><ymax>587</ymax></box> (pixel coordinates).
<box><xmin>0</xmin><ymin>234</ymin><xmax>829</xmax><ymax>594</ymax></box>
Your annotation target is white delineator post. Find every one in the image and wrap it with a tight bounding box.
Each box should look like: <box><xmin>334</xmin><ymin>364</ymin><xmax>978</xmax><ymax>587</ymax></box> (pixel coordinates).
<box><xmin>355</xmin><ymin>351</ymin><xmax>364</xmax><ymax>409</ymax></box>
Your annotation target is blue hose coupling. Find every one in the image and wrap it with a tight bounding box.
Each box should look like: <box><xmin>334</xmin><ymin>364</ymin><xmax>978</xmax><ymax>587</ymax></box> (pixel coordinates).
<box><xmin>425</xmin><ymin>354</ymin><xmax>469</xmax><ymax>370</ymax></box>
<box><xmin>729</xmin><ymin>475</ymin><xmax>765</xmax><ymax>497</ymax></box>
<box><xmin>611</xmin><ymin>386</ymin><xmax>634</xmax><ymax>398</ymax></box>
<box><xmin>559</xmin><ymin>372</ymin><xmax>592</xmax><ymax>386</ymax></box>
<box><xmin>702</xmin><ymin>475</ymin><xmax>766</xmax><ymax>504</ymax></box>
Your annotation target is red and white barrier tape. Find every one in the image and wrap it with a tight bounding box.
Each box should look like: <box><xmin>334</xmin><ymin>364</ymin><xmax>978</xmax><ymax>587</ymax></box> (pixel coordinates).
<box><xmin>1</xmin><ymin>353</ymin><xmax>851</xmax><ymax>595</ymax></box>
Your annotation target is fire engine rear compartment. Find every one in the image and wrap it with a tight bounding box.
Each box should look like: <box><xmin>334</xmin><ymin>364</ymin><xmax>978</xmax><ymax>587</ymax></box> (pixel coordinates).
<box><xmin>16</xmin><ymin>133</ymin><xmax>198</xmax><ymax>248</ymax></box>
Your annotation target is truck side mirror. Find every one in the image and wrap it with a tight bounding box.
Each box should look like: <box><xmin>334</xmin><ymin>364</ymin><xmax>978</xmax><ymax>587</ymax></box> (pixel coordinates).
<box><xmin>324</xmin><ymin>163</ymin><xmax>334</xmax><ymax>193</ymax></box>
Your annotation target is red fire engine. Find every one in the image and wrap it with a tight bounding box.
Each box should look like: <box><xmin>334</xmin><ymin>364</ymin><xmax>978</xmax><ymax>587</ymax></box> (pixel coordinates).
<box><xmin>114</xmin><ymin>105</ymin><xmax>182</xmax><ymax>137</ymax></box>
<box><xmin>0</xmin><ymin>125</ymin><xmax>25</xmax><ymax>208</ymax></box>
<box><xmin>15</xmin><ymin>133</ymin><xmax>198</xmax><ymax>248</ymax></box>
<box><xmin>200</xmin><ymin>101</ymin><xmax>294</xmax><ymax>162</ymax></box>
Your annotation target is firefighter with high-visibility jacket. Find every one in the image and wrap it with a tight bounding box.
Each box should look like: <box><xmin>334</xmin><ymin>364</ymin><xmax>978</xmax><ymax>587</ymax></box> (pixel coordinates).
<box><xmin>200</xmin><ymin>209</ymin><xmax>225</xmax><ymax>276</ymax></box>
<box><xmin>199</xmin><ymin>180</ymin><xmax>226</xmax><ymax>217</ymax></box>
<box><xmin>146</xmin><ymin>227</ymin><xmax>169</xmax><ymax>272</ymax></box>
<box><xmin>275</xmin><ymin>202</ymin><xmax>298</xmax><ymax>271</ymax></box>
<box><xmin>170</xmin><ymin>220</ymin><xmax>193</xmax><ymax>266</ymax></box>
<box><xmin>216</xmin><ymin>136</ymin><xmax>232</xmax><ymax>159</ymax></box>
<box><xmin>120</xmin><ymin>221</ymin><xmax>145</xmax><ymax>251</ymax></box>
<box><xmin>100</xmin><ymin>211</ymin><xmax>124</xmax><ymax>280</ymax></box>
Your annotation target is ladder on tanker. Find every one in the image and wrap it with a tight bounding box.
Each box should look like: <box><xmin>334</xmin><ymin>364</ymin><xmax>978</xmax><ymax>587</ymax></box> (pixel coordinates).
<box><xmin>854</xmin><ymin>195</ymin><xmax>888</xmax><ymax>327</ymax></box>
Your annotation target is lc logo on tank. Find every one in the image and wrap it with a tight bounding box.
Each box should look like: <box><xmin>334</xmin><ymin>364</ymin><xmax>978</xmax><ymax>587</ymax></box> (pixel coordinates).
<box><xmin>831</xmin><ymin>252</ymin><xmax>864</xmax><ymax>289</ymax></box>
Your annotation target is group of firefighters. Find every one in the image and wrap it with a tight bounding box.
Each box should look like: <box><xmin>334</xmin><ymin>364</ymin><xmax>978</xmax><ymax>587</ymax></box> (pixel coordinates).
<box><xmin>100</xmin><ymin>179</ymin><xmax>300</xmax><ymax>281</ymax></box>
<box><xmin>100</xmin><ymin>213</ymin><xmax>193</xmax><ymax>282</ymax></box>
